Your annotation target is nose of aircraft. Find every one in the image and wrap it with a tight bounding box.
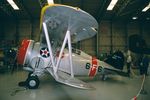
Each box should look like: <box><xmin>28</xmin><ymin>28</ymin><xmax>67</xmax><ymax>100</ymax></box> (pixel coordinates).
<box><xmin>17</xmin><ymin>39</ymin><xmax>31</xmax><ymax>65</ymax></box>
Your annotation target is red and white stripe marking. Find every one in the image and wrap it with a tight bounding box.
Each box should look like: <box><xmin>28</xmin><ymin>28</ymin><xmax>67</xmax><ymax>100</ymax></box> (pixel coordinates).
<box><xmin>89</xmin><ymin>57</ymin><xmax>98</xmax><ymax>77</ymax></box>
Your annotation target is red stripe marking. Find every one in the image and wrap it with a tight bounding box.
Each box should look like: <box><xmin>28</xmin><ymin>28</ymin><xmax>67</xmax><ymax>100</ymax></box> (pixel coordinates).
<box><xmin>89</xmin><ymin>57</ymin><xmax>98</xmax><ymax>77</ymax></box>
<box><xmin>56</xmin><ymin>51</ymin><xmax>65</xmax><ymax>58</ymax></box>
<box><xmin>17</xmin><ymin>39</ymin><xmax>31</xmax><ymax>65</ymax></box>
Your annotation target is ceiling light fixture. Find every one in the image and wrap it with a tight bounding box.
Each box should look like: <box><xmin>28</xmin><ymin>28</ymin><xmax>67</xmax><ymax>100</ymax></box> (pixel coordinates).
<box><xmin>146</xmin><ymin>18</ymin><xmax>150</xmax><ymax>20</ymax></box>
<box><xmin>7</xmin><ymin>0</ymin><xmax>19</xmax><ymax>10</ymax></box>
<box><xmin>142</xmin><ymin>3</ymin><xmax>150</xmax><ymax>12</ymax></box>
<box><xmin>132</xmin><ymin>17</ymin><xmax>138</xmax><ymax>20</ymax></box>
<box><xmin>47</xmin><ymin>0</ymin><xmax>54</xmax><ymax>4</ymax></box>
<box><xmin>107</xmin><ymin>0</ymin><xmax>118</xmax><ymax>10</ymax></box>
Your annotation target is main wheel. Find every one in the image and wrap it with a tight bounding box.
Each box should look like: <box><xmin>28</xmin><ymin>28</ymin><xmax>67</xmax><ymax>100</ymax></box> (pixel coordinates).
<box><xmin>26</xmin><ymin>76</ymin><xmax>40</xmax><ymax>89</ymax></box>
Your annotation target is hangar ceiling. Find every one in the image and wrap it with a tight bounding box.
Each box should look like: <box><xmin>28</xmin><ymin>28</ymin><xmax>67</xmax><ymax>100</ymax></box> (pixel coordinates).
<box><xmin>0</xmin><ymin>0</ymin><xmax>150</xmax><ymax>22</ymax></box>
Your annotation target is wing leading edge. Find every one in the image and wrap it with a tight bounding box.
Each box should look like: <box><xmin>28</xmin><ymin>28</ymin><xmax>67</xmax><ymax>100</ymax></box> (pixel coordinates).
<box><xmin>40</xmin><ymin>4</ymin><xmax>98</xmax><ymax>45</ymax></box>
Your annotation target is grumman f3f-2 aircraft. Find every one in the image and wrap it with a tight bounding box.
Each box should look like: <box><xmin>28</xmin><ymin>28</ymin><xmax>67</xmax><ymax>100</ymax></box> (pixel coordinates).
<box><xmin>17</xmin><ymin>4</ymin><xmax>127</xmax><ymax>89</ymax></box>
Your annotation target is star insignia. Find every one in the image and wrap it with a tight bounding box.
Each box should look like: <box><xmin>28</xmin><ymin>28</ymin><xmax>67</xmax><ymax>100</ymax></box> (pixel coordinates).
<box><xmin>40</xmin><ymin>47</ymin><xmax>50</xmax><ymax>58</ymax></box>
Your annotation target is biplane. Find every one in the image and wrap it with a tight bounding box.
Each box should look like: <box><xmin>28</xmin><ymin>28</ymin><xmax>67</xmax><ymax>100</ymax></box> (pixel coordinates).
<box><xmin>17</xmin><ymin>4</ymin><xmax>127</xmax><ymax>89</ymax></box>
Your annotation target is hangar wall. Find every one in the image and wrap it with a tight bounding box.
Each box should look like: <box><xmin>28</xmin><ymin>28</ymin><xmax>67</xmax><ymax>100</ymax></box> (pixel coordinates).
<box><xmin>0</xmin><ymin>19</ymin><xmax>149</xmax><ymax>57</ymax></box>
<box><xmin>98</xmin><ymin>21</ymin><xmax>141</xmax><ymax>55</ymax></box>
<box><xmin>0</xmin><ymin>20</ymin><xmax>17</xmax><ymax>48</ymax></box>
<box><xmin>81</xmin><ymin>20</ymin><xmax>150</xmax><ymax>57</ymax></box>
<box><xmin>16</xmin><ymin>20</ymin><xmax>40</xmax><ymax>42</ymax></box>
<box><xmin>0</xmin><ymin>19</ymin><xmax>40</xmax><ymax>48</ymax></box>
<box><xmin>0</xmin><ymin>22</ymin><xmax>3</xmax><ymax>41</ymax></box>
<box><xmin>141</xmin><ymin>21</ymin><xmax>150</xmax><ymax>46</ymax></box>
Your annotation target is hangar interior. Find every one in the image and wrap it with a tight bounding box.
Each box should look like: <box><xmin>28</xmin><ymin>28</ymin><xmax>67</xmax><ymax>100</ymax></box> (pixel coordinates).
<box><xmin>0</xmin><ymin>0</ymin><xmax>150</xmax><ymax>100</ymax></box>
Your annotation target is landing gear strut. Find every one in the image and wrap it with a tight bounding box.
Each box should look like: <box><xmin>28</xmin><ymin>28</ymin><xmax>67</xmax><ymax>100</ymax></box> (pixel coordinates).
<box><xmin>18</xmin><ymin>73</ymin><xmax>40</xmax><ymax>89</ymax></box>
<box><xmin>101</xmin><ymin>74</ymin><xmax>107</xmax><ymax>81</ymax></box>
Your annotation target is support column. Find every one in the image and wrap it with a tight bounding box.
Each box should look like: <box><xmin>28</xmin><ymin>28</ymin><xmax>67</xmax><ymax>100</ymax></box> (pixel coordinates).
<box><xmin>110</xmin><ymin>21</ymin><xmax>113</xmax><ymax>54</ymax></box>
<box><xmin>15</xmin><ymin>20</ymin><xmax>19</xmax><ymax>45</ymax></box>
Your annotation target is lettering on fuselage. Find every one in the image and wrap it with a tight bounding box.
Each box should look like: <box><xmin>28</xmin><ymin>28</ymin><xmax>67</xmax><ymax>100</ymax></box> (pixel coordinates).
<box><xmin>85</xmin><ymin>58</ymin><xmax>105</xmax><ymax>77</ymax></box>
<box><xmin>85</xmin><ymin>63</ymin><xmax>90</xmax><ymax>69</ymax></box>
<box><xmin>88</xmin><ymin>57</ymin><xmax>98</xmax><ymax>77</ymax></box>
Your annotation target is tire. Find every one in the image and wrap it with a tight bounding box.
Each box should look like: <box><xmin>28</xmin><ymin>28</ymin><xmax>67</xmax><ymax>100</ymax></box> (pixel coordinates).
<box><xmin>26</xmin><ymin>76</ymin><xmax>40</xmax><ymax>89</ymax></box>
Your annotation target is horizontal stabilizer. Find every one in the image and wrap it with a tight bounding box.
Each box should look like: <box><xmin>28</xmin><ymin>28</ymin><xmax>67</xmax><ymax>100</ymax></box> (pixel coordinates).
<box><xmin>55</xmin><ymin>70</ymin><xmax>94</xmax><ymax>89</ymax></box>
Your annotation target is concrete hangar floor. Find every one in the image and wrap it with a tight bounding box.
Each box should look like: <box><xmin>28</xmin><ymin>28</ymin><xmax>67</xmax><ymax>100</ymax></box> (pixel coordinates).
<box><xmin>0</xmin><ymin>69</ymin><xmax>150</xmax><ymax>100</ymax></box>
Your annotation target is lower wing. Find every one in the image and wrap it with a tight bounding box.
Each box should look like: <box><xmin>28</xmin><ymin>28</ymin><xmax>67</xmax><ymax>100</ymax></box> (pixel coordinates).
<box><xmin>54</xmin><ymin>70</ymin><xmax>94</xmax><ymax>89</ymax></box>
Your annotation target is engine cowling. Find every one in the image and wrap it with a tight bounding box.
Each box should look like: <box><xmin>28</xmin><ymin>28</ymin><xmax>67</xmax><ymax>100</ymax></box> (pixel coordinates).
<box><xmin>17</xmin><ymin>39</ymin><xmax>34</xmax><ymax>65</ymax></box>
